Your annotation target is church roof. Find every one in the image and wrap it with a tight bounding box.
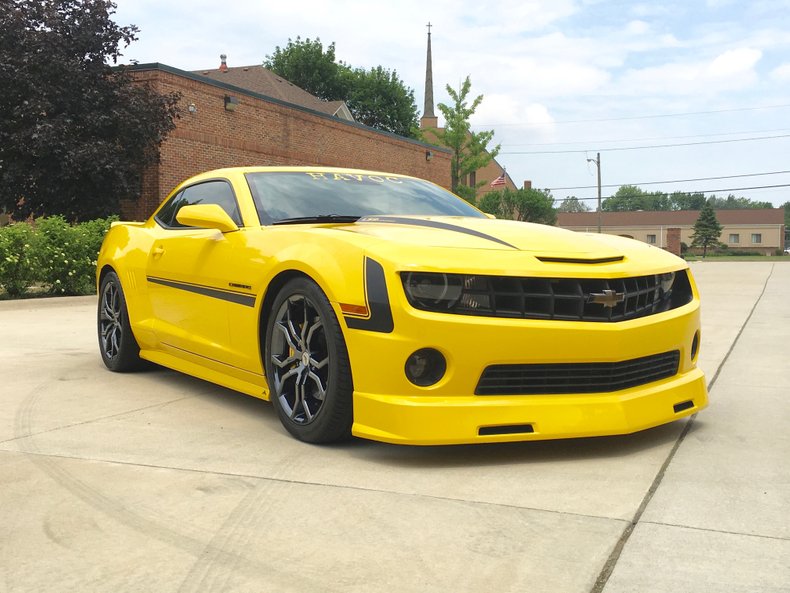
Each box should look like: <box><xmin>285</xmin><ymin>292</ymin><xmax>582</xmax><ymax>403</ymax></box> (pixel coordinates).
<box><xmin>195</xmin><ymin>63</ymin><xmax>353</xmax><ymax>120</ymax></box>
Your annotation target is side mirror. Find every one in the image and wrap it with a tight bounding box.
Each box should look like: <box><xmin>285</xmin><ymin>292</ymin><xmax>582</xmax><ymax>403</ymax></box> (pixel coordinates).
<box><xmin>176</xmin><ymin>204</ymin><xmax>239</xmax><ymax>233</ymax></box>
<box><xmin>484</xmin><ymin>212</ymin><xmax>497</xmax><ymax>219</ymax></box>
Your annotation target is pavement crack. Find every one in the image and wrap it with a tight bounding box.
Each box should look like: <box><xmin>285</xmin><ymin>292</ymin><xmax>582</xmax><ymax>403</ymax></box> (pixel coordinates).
<box><xmin>3</xmin><ymin>448</ymin><xmax>630</xmax><ymax>526</ymax></box>
<box><xmin>640</xmin><ymin>520</ymin><xmax>790</xmax><ymax>542</ymax></box>
<box><xmin>0</xmin><ymin>394</ymin><xmax>197</xmax><ymax>447</ymax></box>
<box><xmin>588</xmin><ymin>263</ymin><xmax>775</xmax><ymax>593</ymax></box>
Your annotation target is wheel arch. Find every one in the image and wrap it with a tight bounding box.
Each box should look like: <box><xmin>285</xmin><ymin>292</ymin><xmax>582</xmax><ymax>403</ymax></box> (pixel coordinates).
<box><xmin>257</xmin><ymin>270</ymin><xmax>314</xmax><ymax>364</ymax></box>
<box><xmin>97</xmin><ymin>264</ymin><xmax>116</xmax><ymax>292</ymax></box>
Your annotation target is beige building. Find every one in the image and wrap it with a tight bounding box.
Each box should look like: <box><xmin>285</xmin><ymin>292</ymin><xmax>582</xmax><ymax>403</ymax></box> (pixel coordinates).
<box><xmin>557</xmin><ymin>209</ymin><xmax>786</xmax><ymax>255</ymax></box>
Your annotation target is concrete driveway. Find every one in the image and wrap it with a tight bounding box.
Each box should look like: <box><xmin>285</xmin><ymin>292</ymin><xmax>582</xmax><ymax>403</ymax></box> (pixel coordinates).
<box><xmin>1</xmin><ymin>262</ymin><xmax>788</xmax><ymax>593</ymax></box>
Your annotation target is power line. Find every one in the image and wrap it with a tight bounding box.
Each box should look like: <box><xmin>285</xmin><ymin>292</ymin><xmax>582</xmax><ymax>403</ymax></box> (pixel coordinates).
<box><xmin>502</xmin><ymin>128</ymin><xmax>790</xmax><ymax>148</ymax></box>
<box><xmin>501</xmin><ymin>133</ymin><xmax>790</xmax><ymax>155</ymax></box>
<box><xmin>564</xmin><ymin>183</ymin><xmax>790</xmax><ymax>203</ymax></box>
<box><xmin>473</xmin><ymin>103</ymin><xmax>790</xmax><ymax>128</ymax></box>
<box><xmin>548</xmin><ymin>170</ymin><xmax>790</xmax><ymax>191</ymax></box>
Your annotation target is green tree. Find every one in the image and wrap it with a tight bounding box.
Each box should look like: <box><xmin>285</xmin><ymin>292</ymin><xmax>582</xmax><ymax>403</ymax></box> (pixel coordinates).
<box><xmin>478</xmin><ymin>187</ymin><xmax>556</xmax><ymax>225</ymax></box>
<box><xmin>342</xmin><ymin>66</ymin><xmax>419</xmax><ymax>137</ymax></box>
<box><xmin>706</xmin><ymin>194</ymin><xmax>773</xmax><ymax>209</ymax></box>
<box><xmin>690</xmin><ymin>202</ymin><xmax>723</xmax><ymax>257</ymax></box>
<box><xmin>436</xmin><ymin>76</ymin><xmax>500</xmax><ymax>192</ymax></box>
<box><xmin>558</xmin><ymin>196</ymin><xmax>591</xmax><ymax>212</ymax></box>
<box><xmin>0</xmin><ymin>0</ymin><xmax>180</xmax><ymax>221</ymax></box>
<box><xmin>602</xmin><ymin>185</ymin><xmax>670</xmax><ymax>211</ymax></box>
<box><xmin>264</xmin><ymin>37</ymin><xmax>348</xmax><ymax>101</ymax></box>
<box><xmin>264</xmin><ymin>38</ymin><xmax>420</xmax><ymax>137</ymax></box>
<box><xmin>669</xmin><ymin>191</ymin><xmax>707</xmax><ymax>210</ymax></box>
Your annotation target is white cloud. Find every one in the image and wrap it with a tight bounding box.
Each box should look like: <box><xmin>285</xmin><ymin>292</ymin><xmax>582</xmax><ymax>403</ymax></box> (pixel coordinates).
<box><xmin>624</xmin><ymin>20</ymin><xmax>650</xmax><ymax>35</ymax></box>
<box><xmin>770</xmin><ymin>63</ymin><xmax>790</xmax><ymax>82</ymax></box>
<box><xmin>705</xmin><ymin>47</ymin><xmax>762</xmax><ymax>79</ymax></box>
<box><xmin>620</xmin><ymin>48</ymin><xmax>762</xmax><ymax>96</ymax></box>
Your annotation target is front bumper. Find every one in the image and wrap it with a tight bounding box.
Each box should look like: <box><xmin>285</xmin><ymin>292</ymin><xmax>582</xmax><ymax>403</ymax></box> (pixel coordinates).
<box><xmin>351</xmin><ymin>367</ymin><xmax>707</xmax><ymax>445</ymax></box>
<box><xmin>341</xmin><ymin>263</ymin><xmax>708</xmax><ymax>445</ymax></box>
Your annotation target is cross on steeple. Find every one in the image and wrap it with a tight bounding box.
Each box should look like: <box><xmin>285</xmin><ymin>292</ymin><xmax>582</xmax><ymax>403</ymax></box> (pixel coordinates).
<box><xmin>426</xmin><ymin>22</ymin><xmax>432</xmax><ymax>35</ymax></box>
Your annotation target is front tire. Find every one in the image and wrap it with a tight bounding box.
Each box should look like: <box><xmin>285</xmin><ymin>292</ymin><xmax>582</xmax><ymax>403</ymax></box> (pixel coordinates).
<box><xmin>265</xmin><ymin>278</ymin><xmax>353</xmax><ymax>443</ymax></box>
<box><xmin>98</xmin><ymin>271</ymin><xmax>144</xmax><ymax>372</ymax></box>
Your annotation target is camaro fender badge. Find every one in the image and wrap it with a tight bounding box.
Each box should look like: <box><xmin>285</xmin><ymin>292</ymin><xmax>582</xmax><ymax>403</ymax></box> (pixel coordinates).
<box><xmin>588</xmin><ymin>289</ymin><xmax>625</xmax><ymax>308</ymax></box>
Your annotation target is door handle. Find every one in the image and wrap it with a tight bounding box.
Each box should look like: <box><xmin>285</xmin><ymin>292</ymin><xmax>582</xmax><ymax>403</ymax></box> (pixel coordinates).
<box><xmin>152</xmin><ymin>245</ymin><xmax>165</xmax><ymax>257</ymax></box>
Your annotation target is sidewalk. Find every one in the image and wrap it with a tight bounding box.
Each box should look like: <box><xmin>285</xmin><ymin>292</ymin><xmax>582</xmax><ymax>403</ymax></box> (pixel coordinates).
<box><xmin>604</xmin><ymin>262</ymin><xmax>790</xmax><ymax>592</ymax></box>
<box><xmin>0</xmin><ymin>263</ymin><xmax>787</xmax><ymax>593</ymax></box>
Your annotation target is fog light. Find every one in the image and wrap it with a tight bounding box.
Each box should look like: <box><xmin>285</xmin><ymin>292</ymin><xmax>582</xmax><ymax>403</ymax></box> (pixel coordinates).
<box><xmin>405</xmin><ymin>348</ymin><xmax>446</xmax><ymax>386</ymax></box>
<box><xmin>691</xmin><ymin>331</ymin><xmax>700</xmax><ymax>361</ymax></box>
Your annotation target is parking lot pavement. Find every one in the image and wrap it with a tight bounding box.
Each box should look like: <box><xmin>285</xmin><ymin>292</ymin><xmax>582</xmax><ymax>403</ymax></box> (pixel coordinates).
<box><xmin>0</xmin><ymin>263</ymin><xmax>788</xmax><ymax>593</ymax></box>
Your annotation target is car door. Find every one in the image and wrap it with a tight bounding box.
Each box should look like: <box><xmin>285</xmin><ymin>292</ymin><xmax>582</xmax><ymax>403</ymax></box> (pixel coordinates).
<box><xmin>146</xmin><ymin>179</ymin><xmax>261</xmax><ymax>372</ymax></box>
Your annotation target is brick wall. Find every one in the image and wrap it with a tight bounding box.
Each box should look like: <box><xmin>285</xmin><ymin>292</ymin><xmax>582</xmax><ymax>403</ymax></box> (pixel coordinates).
<box><xmin>665</xmin><ymin>227</ymin><xmax>681</xmax><ymax>256</ymax></box>
<box><xmin>123</xmin><ymin>66</ymin><xmax>452</xmax><ymax>220</ymax></box>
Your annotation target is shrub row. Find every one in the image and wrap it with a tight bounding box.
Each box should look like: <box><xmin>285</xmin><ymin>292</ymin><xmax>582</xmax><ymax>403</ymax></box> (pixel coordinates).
<box><xmin>0</xmin><ymin>216</ymin><xmax>116</xmax><ymax>298</ymax></box>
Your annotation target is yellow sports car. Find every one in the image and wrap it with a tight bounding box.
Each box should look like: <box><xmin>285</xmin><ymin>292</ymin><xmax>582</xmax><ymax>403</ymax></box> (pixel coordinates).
<box><xmin>97</xmin><ymin>167</ymin><xmax>707</xmax><ymax>445</ymax></box>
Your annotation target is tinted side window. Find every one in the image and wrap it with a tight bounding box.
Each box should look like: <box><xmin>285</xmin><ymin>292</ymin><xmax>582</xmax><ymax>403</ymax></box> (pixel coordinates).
<box><xmin>155</xmin><ymin>180</ymin><xmax>241</xmax><ymax>228</ymax></box>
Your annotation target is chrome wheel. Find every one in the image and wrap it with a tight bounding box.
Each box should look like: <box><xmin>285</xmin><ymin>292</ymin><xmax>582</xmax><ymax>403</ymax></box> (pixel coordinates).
<box><xmin>270</xmin><ymin>294</ymin><xmax>330</xmax><ymax>424</ymax></box>
<box><xmin>99</xmin><ymin>280</ymin><xmax>123</xmax><ymax>361</ymax></box>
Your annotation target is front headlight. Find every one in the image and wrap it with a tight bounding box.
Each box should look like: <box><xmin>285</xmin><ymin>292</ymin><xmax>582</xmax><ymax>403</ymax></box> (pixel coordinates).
<box><xmin>403</xmin><ymin>272</ymin><xmax>463</xmax><ymax>310</ymax></box>
<box><xmin>658</xmin><ymin>272</ymin><xmax>675</xmax><ymax>296</ymax></box>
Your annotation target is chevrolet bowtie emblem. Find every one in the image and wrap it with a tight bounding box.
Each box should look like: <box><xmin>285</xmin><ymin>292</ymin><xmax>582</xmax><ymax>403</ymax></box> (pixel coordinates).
<box><xmin>588</xmin><ymin>289</ymin><xmax>625</xmax><ymax>308</ymax></box>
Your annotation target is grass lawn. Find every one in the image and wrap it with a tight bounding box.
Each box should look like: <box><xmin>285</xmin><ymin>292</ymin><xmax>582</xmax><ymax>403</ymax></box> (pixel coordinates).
<box><xmin>685</xmin><ymin>255</ymin><xmax>790</xmax><ymax>262</ymax></box>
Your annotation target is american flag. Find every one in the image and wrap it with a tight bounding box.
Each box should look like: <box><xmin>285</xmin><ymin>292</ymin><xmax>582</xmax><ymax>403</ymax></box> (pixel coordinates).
<box><xmin>489</xmin><ymin>172</ymin><xmax>506</xmax><ymax>188</ymax></box>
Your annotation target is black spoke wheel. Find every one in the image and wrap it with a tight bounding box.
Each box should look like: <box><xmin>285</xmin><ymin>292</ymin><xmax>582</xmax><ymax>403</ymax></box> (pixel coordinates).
<box><xmin>98</xmin><ymin>271</ymin><xmax>143</xmax><ymax>372</ymax></box>
<box><xmin>265</xmin><ymin>278</ymin><xmax>353</xmax><ymax>443</ymax></box>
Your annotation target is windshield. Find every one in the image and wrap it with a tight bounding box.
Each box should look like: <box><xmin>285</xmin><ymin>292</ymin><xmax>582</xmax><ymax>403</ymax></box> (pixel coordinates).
<box><xmin>245</xmin><ymin>171</ymin><xmax>485</xmax><ymax>225</ymax></box>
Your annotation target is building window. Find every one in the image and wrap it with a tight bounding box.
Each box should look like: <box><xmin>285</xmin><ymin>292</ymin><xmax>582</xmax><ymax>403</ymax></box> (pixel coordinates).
<box><xmin>469</xmin><ymin>171</ymin><xmax>477</xmax><ymax>187</ymax></box>
<box><xmin>729</xmin><ymin>233</ymin><xmax>739</xmax><ymax>244</ymax></box>
<box><xmin>751</xmin><ymin>233</ymin><xmax>762</xmax><ymax>244</ymax></box>
<box><xmin>646</xmin><ymin>234</ymin><xmax>657</xmax><ymax>244</ymax></box>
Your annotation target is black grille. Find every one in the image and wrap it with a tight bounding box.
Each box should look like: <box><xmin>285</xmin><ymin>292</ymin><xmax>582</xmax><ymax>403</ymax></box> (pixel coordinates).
<box><xmin>476</xmin><ymin>351</ymin><xmax>680</xmax><ymax>395</ymax></box>
<box><xmin>402</xmin><ymin>270</ymin><xmax>693</xmax><ymax>322</ymax></box>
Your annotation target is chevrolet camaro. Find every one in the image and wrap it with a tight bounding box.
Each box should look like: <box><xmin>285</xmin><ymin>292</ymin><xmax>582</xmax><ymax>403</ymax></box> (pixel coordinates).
<box><xmin>97</xmin><ymin>167</ymin><xmax>708</xmax><ymax>445</ymax></box>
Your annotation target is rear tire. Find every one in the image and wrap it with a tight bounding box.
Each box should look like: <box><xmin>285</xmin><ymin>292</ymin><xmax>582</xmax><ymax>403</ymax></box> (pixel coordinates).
<box><xmin>265</xmin><ymin>278</ymin><xmax>353</xmax><ymax>443</ymax></box>
<box><xmin>98</xmin><ymin>271</ymin><xmax>144</xmax><ymax>372</ymax></box>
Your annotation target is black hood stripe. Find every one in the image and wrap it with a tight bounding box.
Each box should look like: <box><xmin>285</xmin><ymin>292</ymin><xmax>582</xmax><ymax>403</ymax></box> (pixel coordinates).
<box><xmin>357</xmin><ymin>216</ymin><xmax>518</xmax><ymax>250</ymax></box>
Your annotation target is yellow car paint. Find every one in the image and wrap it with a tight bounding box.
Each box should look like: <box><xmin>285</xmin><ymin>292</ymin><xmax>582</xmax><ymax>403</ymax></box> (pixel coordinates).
<box><xmin>98</xmin><ymin>166</ymin><xmax>708</xmax><ymax>445</ymax></box>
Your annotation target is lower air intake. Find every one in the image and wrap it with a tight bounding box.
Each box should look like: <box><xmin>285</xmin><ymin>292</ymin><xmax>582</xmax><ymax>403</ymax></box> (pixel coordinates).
<box><xmin>476</xmin><ymin>351</ymin><xmax>680</xmax><ymax>395</ymax></box>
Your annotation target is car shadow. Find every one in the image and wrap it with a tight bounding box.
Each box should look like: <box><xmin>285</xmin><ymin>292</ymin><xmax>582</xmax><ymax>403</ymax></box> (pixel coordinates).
<box><xmin>146</xmin><ymin>365</ymin><xmax>699</xmax><ymax>469</ymax></box>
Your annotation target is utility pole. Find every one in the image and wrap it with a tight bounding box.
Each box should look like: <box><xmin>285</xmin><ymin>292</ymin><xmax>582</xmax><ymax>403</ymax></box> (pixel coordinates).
<box><xmin>587</xmin><ymin>152</ymin><xmax>602</xmax><ymax>233</ymax></box>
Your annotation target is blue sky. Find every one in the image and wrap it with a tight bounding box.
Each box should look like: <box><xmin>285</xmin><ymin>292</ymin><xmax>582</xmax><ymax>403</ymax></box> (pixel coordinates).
<box><xmin>113</xmin><ymin>0</ymin><xmax>790</xmax><ymax>206</ymax></box>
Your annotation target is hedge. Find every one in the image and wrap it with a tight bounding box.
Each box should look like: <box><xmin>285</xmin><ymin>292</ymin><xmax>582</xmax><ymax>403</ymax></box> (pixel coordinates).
<box><xmin>0</xmin><ymin>216</ymin><xmax>116</xmax><ymax>298</ymax></box>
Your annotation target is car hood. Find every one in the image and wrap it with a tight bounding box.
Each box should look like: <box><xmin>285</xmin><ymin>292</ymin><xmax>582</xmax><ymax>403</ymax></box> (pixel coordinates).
<box><xmin>334</xmin><ymin>215</ymin><xmax>645</xmax><ymax>260</ymax></box>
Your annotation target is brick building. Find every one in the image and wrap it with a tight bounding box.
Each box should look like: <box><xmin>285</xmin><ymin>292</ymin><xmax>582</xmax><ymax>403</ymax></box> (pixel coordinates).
<box><xmin>124</xmin><ymin>62</ymin><xmax>451</xmax><ymax>220</ymax></box>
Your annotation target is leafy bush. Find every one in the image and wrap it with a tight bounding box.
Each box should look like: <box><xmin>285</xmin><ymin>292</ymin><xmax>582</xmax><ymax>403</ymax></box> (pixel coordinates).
<box><xmin>0</xmin><ymin>222</ymin><xmax>37</xmax><ymax>297</ymax></box>
<box><xmin>0</xmin><ymin>216</ymin><xmax>116</xmax><ymax>298</ymax></box>
<box><xmin>714</xmin><ymin>249</ymin><xmax>763</xmax><ymax>257</ymax></box>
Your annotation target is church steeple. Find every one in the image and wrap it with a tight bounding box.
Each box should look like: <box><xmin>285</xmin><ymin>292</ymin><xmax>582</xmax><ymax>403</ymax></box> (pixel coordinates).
<box><xmin>420</xmin><ymin>22</ymin><xmax>438</xmax><ymax>129</ymax></box>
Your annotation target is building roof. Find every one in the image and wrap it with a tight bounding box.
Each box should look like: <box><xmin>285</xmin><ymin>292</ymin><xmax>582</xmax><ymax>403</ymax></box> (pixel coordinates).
<box><xmin>558</xmin><ymin>209</ymin><xmax>785</xmax><ymax>227</ymax></box>
<box><xmin>195</xmin><ymin>64</ymin><xmax>353</xmax><ymax>120</ymax></box>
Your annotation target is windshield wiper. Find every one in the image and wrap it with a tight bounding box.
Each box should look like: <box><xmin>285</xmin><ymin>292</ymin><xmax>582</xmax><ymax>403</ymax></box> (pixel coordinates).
<box><xmin>272</xmin><ymin>215</ymin><xmax>361</xmax><ymax>225</ymax></box>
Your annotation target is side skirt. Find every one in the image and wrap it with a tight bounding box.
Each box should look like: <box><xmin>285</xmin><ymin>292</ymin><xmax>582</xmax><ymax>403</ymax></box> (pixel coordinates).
<box><xmin>140</xmin><ymin>346</ymin><xmax>270</xmax><ymax>401</ymax></box>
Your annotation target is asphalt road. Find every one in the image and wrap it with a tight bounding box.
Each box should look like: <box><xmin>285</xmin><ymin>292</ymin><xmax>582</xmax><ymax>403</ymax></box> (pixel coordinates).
<box><xmin>0</xmin><ymin>262</ymin><xmax>788</xmax><ymax>593</ymax></box>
